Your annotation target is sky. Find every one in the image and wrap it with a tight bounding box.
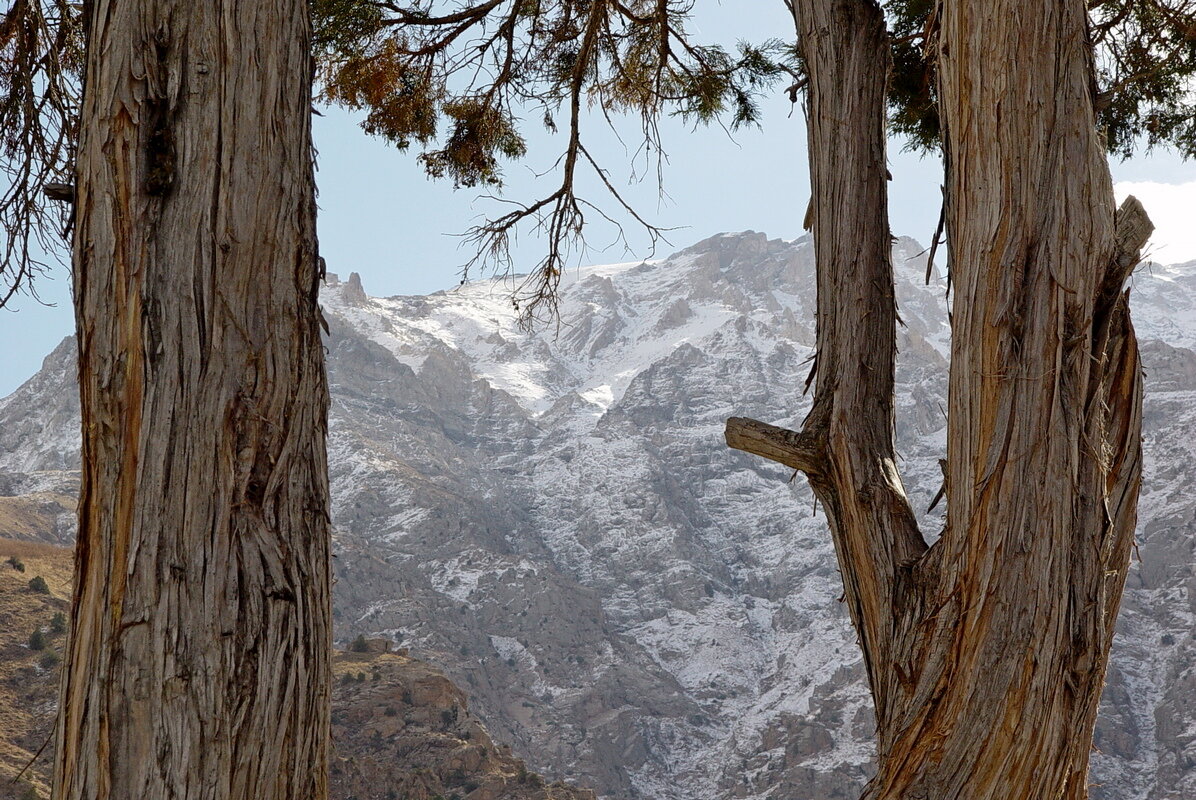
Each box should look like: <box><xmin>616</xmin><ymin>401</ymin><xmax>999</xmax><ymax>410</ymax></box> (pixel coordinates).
<box><xmin>1</xmin><ymin>3</ymin><xmax>1194</xmax><ymax>397</ymax></box>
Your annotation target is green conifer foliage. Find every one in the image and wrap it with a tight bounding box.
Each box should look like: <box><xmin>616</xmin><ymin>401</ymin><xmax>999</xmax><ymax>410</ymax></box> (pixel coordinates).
<box><xmin>882</xmin><ymin>0</ymin><xmax>1196</xmax><ymax>157</ymax></box>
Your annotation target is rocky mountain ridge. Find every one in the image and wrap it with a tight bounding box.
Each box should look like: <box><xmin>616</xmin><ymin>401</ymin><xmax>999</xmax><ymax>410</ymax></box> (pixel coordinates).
<box><xmin>1</xmin><ymin>231</ymin><xmax>1193</xmax><ymax>799</ymax></box>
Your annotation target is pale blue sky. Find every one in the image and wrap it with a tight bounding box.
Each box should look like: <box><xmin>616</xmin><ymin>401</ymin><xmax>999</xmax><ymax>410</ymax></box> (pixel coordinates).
<box><xmin>1</xmin><ymin>3</ymin><xmax>1193</xmax><ymax>396</ymax></box>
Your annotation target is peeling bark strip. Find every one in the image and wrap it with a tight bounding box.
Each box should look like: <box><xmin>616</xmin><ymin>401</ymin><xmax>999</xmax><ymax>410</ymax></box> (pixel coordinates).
<box><xmin>54</xmin><ymin>3</ymin><xmax>331</xmax><ymax>800</ymax></box>
<box><xmin>728</xmin><ymin>1</ymin><xmax>1152</xmax><ymax>798</ymax></box>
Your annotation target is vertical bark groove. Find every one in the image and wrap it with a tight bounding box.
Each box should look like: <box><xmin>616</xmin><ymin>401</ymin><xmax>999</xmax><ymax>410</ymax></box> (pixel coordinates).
<box><xmin>54</xmin><ymin>2</ymin><xmax>331</xmax><ymax>799</ymax></box>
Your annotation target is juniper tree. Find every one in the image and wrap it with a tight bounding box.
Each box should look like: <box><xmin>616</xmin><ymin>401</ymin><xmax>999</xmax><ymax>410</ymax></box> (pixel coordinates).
<box><xmin>3</xmin><ymin>2</ymin><xmax>330</xmax><ymax>798</ymax></box>
<box><xmin>725</xmin><ymin>1</ymin><xmax>1192</xmax><ymax>798</ymax></box>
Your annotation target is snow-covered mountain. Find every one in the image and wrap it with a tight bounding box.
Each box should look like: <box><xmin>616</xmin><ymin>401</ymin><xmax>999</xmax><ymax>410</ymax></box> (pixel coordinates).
<box><xmin>1</xmin><ymin>231</ymin><xmax>1193</xmax><ymax>799</ymax></box>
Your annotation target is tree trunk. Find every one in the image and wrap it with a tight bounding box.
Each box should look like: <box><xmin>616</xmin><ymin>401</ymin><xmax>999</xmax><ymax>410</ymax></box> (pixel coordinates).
<box><xmin>726</xmin><ymin>1</ymin><xmax>1151</xmax><ymax>797</ymax></box>
<box><xmin>53</xmin><ymin>2</ymin><xmax>331</xmax><ymax>799</ymax></box>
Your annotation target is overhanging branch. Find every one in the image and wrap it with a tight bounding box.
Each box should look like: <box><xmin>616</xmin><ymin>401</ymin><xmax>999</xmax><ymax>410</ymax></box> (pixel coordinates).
<box><xmin>724</xmin><ymin>417</ymin><xmax>824</xmax><ymax>475</ymax></box>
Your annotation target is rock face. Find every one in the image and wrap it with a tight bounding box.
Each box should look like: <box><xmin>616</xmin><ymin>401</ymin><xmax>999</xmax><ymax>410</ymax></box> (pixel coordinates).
<box><xmin>1</xmin><ymin>233</ymin><xmax>1195</xmax><ymax>799</ymax></box>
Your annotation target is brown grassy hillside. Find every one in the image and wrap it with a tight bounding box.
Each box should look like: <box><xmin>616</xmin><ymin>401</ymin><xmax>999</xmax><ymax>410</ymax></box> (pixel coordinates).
<box><xmin>0</xmin><ymin>495</ymin><xmax>75</xmax><ymax>545</ymax></box>
<box><xmin>0</xmin><ymin>539</ymin><xmax>71</xmax><ymax>800</ymax></box>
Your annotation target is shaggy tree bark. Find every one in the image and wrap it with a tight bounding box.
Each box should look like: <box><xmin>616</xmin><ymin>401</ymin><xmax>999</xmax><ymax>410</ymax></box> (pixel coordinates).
<box><xmin>727</xmin><ymin>0</ymin><xmax>1151</xmax><ymax>797</ymax></box>
<box><xmin>53</xmin><ymin>2</ymin><xmax>331</xmax><ymax>799</ymax></box>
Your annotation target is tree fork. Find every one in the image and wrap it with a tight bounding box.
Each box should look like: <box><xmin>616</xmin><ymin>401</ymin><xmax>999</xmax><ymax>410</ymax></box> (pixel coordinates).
<box><xmin>729</xmin><ymin>0</ymin><xmax>1154</xmax><ymax>797</ymax></box>
<box><xmin>726</xmin><ymin>199</ymin><xmax>1151</xmax><ymax>477</ymax></box>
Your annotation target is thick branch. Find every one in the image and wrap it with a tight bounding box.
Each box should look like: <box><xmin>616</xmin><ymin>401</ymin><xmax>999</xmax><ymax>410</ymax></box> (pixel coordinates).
<box><xmin>724</xmin><ymin>1</ymin><xmax>934</xmax><ymax>751</ymax></box>
<box><xmin>724</xmin><ymin>417</ymin><xmax>824</xmax><ymax>475</ymax></box>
